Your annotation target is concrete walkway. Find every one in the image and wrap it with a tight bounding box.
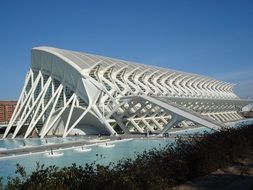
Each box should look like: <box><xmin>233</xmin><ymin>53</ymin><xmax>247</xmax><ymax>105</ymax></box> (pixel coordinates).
<box><xmin>172</xmin><ymin>152</ymin><xmax>253</xmax><ymax>190</ymax></box>
<box><xmin>0</xmin><ymin>133</ymin><xmax>192</xmax><ymax>159</ymax></box>
<box><xmin>0</xmin><ymin>138</ymin><xmax>111</xmax><ymax>158</ymax></box>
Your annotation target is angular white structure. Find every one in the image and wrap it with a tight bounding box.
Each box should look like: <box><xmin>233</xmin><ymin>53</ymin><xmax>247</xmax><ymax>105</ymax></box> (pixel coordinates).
<box><xmin>3</xmin><ymin>47</ymin><xmax>252</xmax><ymax>138</ymax></box>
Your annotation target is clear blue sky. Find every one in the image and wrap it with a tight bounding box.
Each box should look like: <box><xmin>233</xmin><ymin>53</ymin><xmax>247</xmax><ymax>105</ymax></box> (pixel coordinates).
<box><xmin>0</xmin><ymin>0</ymin><xmax>252</xmax><ymax>100</ymax></box>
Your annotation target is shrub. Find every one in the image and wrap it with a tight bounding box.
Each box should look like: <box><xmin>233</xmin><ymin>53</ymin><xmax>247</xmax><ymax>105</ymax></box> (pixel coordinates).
<box><xmin>3</xmin><ymin>125</ymin><xmax>253</xmax><ymax>190</ymax></box>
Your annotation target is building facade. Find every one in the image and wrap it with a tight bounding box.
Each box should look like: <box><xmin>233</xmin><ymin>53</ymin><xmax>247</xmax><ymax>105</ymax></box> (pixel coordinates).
<box><xmin>0</xmin><ymin>101</ymin><xmax>17</xmax><ymax>124</ymax></box>
<box><xmin>3</xmin><ymin>47</ymin><xmax>252</xmax><ymax>139</ymax></box>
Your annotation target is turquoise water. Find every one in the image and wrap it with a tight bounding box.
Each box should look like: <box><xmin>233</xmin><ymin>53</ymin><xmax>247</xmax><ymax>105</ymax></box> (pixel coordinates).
<box><xmin>0</xmin><ymin>137</ymin><xmax>82</xmax><ymax>150</ymax></box>
<box><xmin>1</xmin><ymin>121</ymin><xmax>251</xmax><ymax>185</ymax></box>
<box><xmin>0</xmin><ymin>139</ymin><xmax>172</xmax><ymax>184</ymax></box>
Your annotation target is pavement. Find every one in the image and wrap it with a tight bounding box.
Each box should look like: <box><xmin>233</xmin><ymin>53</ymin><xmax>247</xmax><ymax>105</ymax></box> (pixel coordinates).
<box><xmin>171</xmin><ymin>152</ymin><xmax>253</xmax><ymax>190</ymax></box>
<box><xmin>0</xmin><ymin>137</ymin><xmax>112</xmax><ymax>158</ymax></box>
<box><xmin>0</xmin><ymin>131</ymin><xmax>201</xmax><ymax>159</ymax></box>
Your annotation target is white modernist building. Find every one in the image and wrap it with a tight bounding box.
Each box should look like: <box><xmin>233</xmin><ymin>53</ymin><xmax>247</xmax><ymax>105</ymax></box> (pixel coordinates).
<box><xmin>3</xmin><ymin>47</ymin><xmax>252</xmax><ymax>139</ymax></box>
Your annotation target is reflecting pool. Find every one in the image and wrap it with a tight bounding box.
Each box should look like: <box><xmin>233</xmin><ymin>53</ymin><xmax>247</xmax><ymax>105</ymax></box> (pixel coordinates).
<box><xmin>0</xmin><ymin>139</ymin><xmax>172</xmax><ymax>184</ymax></box>
<box><xmin>1</xmin><ymin>121</ymin><xmax>251</xmax><ymax>185</ymax></box>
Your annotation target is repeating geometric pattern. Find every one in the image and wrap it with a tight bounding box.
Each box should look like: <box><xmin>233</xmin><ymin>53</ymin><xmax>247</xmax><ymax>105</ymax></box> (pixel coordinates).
<box><xmin>3</xmin><ymin>47</ymin><xmax>251</xmax><ymax>138</ymax></box>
